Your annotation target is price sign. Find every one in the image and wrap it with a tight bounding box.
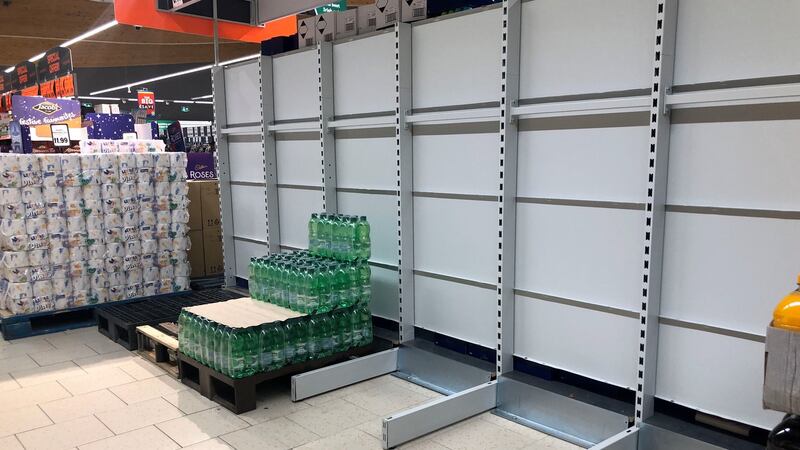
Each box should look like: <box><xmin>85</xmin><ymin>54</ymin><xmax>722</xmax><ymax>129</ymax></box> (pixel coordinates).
<box><xmin>122</xmin><ymin>132</ymin><xmax>138</xmax><ymax>140</ymax></box>
<box><xmin>50</xmin><ymin>124</ymin><xmax>70</xmax><ymax>147</ymax></box>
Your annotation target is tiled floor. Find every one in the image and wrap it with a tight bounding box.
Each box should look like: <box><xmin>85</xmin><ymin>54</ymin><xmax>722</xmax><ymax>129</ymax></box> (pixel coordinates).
<box><xmin>0</xmin><ymin>328</ymin><xmax>581</xmax><ymax>450</ymax></box>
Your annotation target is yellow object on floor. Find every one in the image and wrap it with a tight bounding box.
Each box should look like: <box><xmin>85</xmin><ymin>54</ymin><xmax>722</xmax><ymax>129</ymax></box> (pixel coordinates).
<box><xmin>773</xmin><ymin>274</ymin><xmax>800</xmax><ymax>331</ymax></box>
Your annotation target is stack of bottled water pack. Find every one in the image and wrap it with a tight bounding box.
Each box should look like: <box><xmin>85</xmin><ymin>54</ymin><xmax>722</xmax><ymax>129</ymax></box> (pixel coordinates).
<box><xmin>0</xmin><ymin>152</ymin><xmax>192</xmax><ymax>315</ymax></box>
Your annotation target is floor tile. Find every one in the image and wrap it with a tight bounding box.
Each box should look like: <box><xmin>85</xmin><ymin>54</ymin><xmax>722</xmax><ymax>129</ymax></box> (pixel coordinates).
<box><xmin>295</xmin><ymin>428</ymin><xmax>382</xmax><ymax>450</ymax></box>
<box><xmin>430</xmin><ymin>416</ymin><xmax>532</xmax><ymax>450</ymax></box>
<box><xmin>58</xmin><ymin>367</ymin><xmax>135</xmax><ymax>396</ymax></box>
<box><xmin>0</xmin><ymin>436</ymin><xmax>24</xmax><ymax>450</ymax></box>
<box><xmin>221</xmin><ymin>416</ymin><xmax>319</xmax><ymax>450</ymax></box>
<box><xmin>16</xmin><ymin>415</ymin><xmax>113</xmax><ymax>450</ymax></box>
<box><xmin>0</xmin><ymin>340</ymin><xmax>55</xmax><ymax>360</ymax></box>
<box><xmin>117</xmin><ymin>358</ymin><xmax>167</xmax><ymax>380</ymax></box>
<box><xmin>156</xmin><ymin>407</ymin><xmax>249</xmax><ymax>447</ymax></box>
<box><xmin>400</xmin><ymin>439</ymin><xmax>451</xmax><ymax>450</ymax></box>
<box><xmin>478</xmin><ymin>412</ymin><xmax>549</xmax><ymax>442</ymax></box>
<box><xmin>72</xmin><ymin>351</ymin><xmax>137</xmax><ymax>372</ymax></box>
<box><xmin>78</xmin><ymin>425</ymin><xmax>179</xmax><ymax>450</ymax></box>
<box><xmin>286</xmin><ymin>398</ymin><xmax>377</xmax><ymax>438</ymax></box>
<box><xmin>0</xmin><ymin>382</ymin><xmax>71</xmax><ymax>412</ymax></box>
<box><xmin>0</xmin><ymin>406</ymin><xmax>52</xmax><ymax>437</ymax></box>
<box><xmin>162</xmin><ymin>390</ymin><xmax>217</xmax><ymax>415</ymax></box>
<box><xmin>356</xmin><ymin>419</ymin><xmax>383</xmax><ymax>440</ymax></box>
<box><xmin>29</xmin><ymin>344</ymin><xmax>97</xmax><ymax>367</ymax></box>
<box><xmin>40</xmin><ymin>389</ymin><xmax>127</xmax><ymax>423</ymax></box>
<box><xmin>239</xmin><ymin>386</ymin><xmax>312</xmax><ymax>426</ymax></box>
<box><xmin>11</xmin><ymin>361</ymin><xmax>86</xmax><ymax>387</ymax></box>
<box><xmin>343</xmin><ymin>382</ymin><xmax>432</xmax><ymax>416</ymax></box>
<box><xmin>0</xmin><ymin>355</ymin><xmax>39</xmax><ymax>374</ymax></box>
<box><xmin>0</xmin><ymin>373</ymin><xmax>20</xmax><ymax>393</ymax></box>
<box><xmin>83</xmin><ymin>339</ymin><xmax>128</xmax><ymax>355</ymax></box>
<box><xmin>524</xmin><ymin>437</ymin><xmax>583</xmax><ymax>449</ymax></box>
<box><xmin>183</xmin><ymin>438</ymin><xmax>234</xmax><ymax>450</ymax></box>
<box><xmin>109</xmin><ymin>374</ymin><xmax>186</xmax><ymax>404</ymax></box>
<box><xmin>95</xmin><ymin>397</ymin><xmax>184</xmax><ymax>434</ymax></box>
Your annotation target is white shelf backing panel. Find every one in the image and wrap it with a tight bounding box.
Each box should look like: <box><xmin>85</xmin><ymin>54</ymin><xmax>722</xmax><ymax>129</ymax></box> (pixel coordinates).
<box><xmin>517</xmin><ymin>126</ymin><xmax>649</xmax><ymax>203</ymax></box>
<box><xmin>668</xmin><ymin>121</ymin><xmax>800</xmax><ymax>210</ymax></box>
<box><xmin>514</xmin><ymin>295</ymin><xmax>639</xmax><ymax>389</ymax></box>
<box><xmin>337</xmin><ymin>192</ymin><xmax>397</xmax><ymax>266</ymax></box>
<box><xmin>411</xmin><ymin>7</ymin><xmax>502</xmax><ymax>109</ymax></box>
<box><xmin>276</xmin><ymin>139</ymin><xmax>323</xmax><ymax>187</ymax></box>
<box><xmin>224</xmin><ymin>61</ymin><xmax>261</xmax><ymax>125</ymax></box>
<box><xmin>674</xmin><ymin>0</ymin><xmax>800</xmax><ymax>85</ymax></box>
<box><xmin>230</xmin><ymin>185</ymin><xmax>268</xmax><ymax>242</ymax></box>
<box><xmin>234</xmin><ymin>239</ymin><xmax>268</xmax><ymax>280</ymax></box>
<box><xmin>414</xmin><ymin>274</ymin><xmax>496</xmax><ymax>349</ymax></box>
<box><xmin>277</xmin><ymin>187</ymin><xmax>323</xmax><ymax>249</ymax></box>
<box><xmin>335</xmin><ymin>135</ymin><xmax>396</xmax><ymax>190</ymax></box>
<box><xmin>273</xmin><ymin>49</ymin><xmax>320</xmax><ymax>121</ymax></box>
<box><xmin>656</xmin><ymin>324</ymin><xmax>783</xmax><ymax>430</ymax></box>
<box><xmin>228</xmin><ymin>137</ymin><xmax>265</xmax><ymax>183</ymax></box>
<box><xmin>413</xmin><ymin>197</ymin><xmax>497</xmax><ymax>284</ymax></box>
<box><xmin>661</xmin><ymin>212</ymin><xmax>800</xmax><ymax>335</ymax></box>
<box><xmin>515</xmin><ymin>203</ymin><xmax>644</xmax><ymax>313</ymax></box>
<box><xmin>413</xmin><ymin>132</ymin><xmax>499</xmax><ymax>196</ymax></box>
<box><xmin>333</xmin><ymin>32</ymin><xmax>395</xmax><ymax>116</ymax></box>
<box><xmin>519</xmin><ymin>0</ymin><xmax>654</xmax><ymax>99</ymax></box>
<box><xmin>371</xmin><ymin>266</ymin><xmax>399</xmax><ymax>321</ymax></box>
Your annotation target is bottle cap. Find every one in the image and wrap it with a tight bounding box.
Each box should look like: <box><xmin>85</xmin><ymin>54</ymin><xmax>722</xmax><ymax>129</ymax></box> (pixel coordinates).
<box><xmin>360</xmin><ymin>215</ymin><xmax>367</xmax><ymax>220</ymax></box>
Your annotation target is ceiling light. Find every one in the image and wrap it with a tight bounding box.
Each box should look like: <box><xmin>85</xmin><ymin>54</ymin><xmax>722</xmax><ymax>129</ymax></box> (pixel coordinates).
<box><xmin>90</xmin><ymin>53</ymin><xmax>260</xmax><ymax>95</ymax></box>
<box><xmin>28</xmin><ymin>52</ymin><xmax>46</xmax><ymax>63</ymax></box>
<box><xmin>4</xmin><ymin>67</ymin><xmax>14</xmax><ymax>73</ymax></box>
<box><xmin>191</xmin><ymin>94</ymin><xmax>213</xmax><ymax>100</ymax></box>
<box><xmin>62</xmin><ymin>20</ymin><xmax>118</xmax><ymax>47</ymax></box>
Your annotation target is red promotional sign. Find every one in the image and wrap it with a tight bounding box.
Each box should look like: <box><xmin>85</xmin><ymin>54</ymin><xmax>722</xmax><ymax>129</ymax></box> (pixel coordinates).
<box><xmin>138</xmin><ymin>91</ymin><xmax>156</xmax><ymax>115</ymax></box>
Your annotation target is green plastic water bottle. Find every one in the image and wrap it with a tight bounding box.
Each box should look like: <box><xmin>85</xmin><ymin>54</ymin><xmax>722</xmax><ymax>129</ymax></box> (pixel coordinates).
<box><xmin>244</xmin><ymin>327</ymin><xmax>259</xmax><ymax>377</ymax></box>
<box><xmin>268</xmin><ymin>323</ymin><xmax>285</xmax><ymax>370</ymax></box>
<box><xmin>307</xmin><ymin>316</ymin><xmax>321</xmax><ymax>359</ymax></box>
<box><xmin>359</xmin><ymin>306</ymin><xmax>373</xmax><ymax>344</ymax></box>
<box><xmin>351</xmin><ymin>307</ymin><xmax>364</xmax><ymax>348</ymax></box>
<box><xmin>259</xmin><ymin>325</ymin><xmax>273</xmax><ymax>372</ymax></box>
<box><xmin>318</xmin><ymin>214</ymin><xmax>331</xmax><ymax>257</ymax></box>
<box><xmin>320</xmin><ymin>313</ymin><xmax>334</xmax><ymax>357</ymax></box>
<box><xmin>346</xmin><ymin>216</ymin><xmax>357</xmax><ymax>261</ymax></box>
<box><xmin>287</xmin><ymin>264</ymin><xmax>298</xmax><ymax>311</ymax></box>
<box><xmin>212</xmin><ymin>324</ymin><xmax>224</xmax><ymax>370</ymax></box>
<box><xmin>347</xmin><ymin>264</ymin><xmax>359</xmax><ymax>306</ymax></box>
<box><xmin>339</xmin><ymin>309</ymin><xmax>353</xmax><ymax>350</ymax></box>
<box><xmin>358</xmin><ymin>262</ymin><xmax>371</xmax><ymax>306</ymax></box>
<box><xmin>307</xmin><ymin>266</ymin><xmax>321</xmax><ymax>313</ymax></box>
<box><xmin>283</xmin><ymin>321</ymin><xmax>296</xmax><ymax>363</ymax></box>
<box><xmin>218</xmin><ymin>326</ymin><xmax>231</xmax><ymax>375</ymax></box>
<box><xmin>248</xmin><ymin>258</ymin><xmax>258</xmax><ymax>299</ymax></box>
<box><xmin>356</xmin><ymin>216</ymin><xmax>371</xmax><ymax>260</ymax></box>
<box><xmin>229</xmin><ymin>328</ymin><xmax>245</xmax><ymax>378</ymax></box>
<box><xmin>292</xmin><ymin>320</ymin><xmax>309</xmax><ymax>363</ymax></box>
<box><xmin>308</xmin><ymin>213</ymin><xmax>319</xmax><ymax>253</ymax></box>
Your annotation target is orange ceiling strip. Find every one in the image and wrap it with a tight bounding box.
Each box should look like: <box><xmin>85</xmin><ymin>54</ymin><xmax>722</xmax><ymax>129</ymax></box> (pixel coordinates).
<box><xmin>113</xmin><ymin>0</ymin><xmax>296</xmax><ymax>43</ymax></box>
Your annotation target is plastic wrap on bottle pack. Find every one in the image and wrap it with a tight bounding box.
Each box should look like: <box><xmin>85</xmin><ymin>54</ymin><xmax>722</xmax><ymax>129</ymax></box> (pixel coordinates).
<box><xmin>85</xmin><ymin>215</ymin><xmax>103</xmax><ymax>231</ymax></box>
<box><xmin>108</xmin><ymin>285</ymin><xmax>125</xmax><ymax>302</ymax></box>
<box><xmin>104</xmin><ymin>256</ymin><xmax>122</xmax><ymax>273</ymax></box>
<box><xmin>170</xmin><ymin>194</ymin><xmax>188</xmax><ymax>212</ymax></box>
<box><xmin>123</xmin><ymin>254</ymin><xmax>141</xmax><ymax>271</ymax></box>
<box><xmin>122</xmin><ymin>211</ymin><xmax>139</xmax><ymax>227</ymax></box>
<box><xmin>21</xmin><ymin>186</ymin><xmax>42</xmax><ymax>204</ymax></box>
<box><xmin>125</xmin><ymin>240</ymin><xmax>141</xmax><ymax>256</ymax></box>
<box><xmin>20</xmin><ymin>171</ymin><xmax>42</xmax><ymax>188</ymax></box>
<box><xmin>120</xmin><ymin>195</ymin><xmax>137</xmax><ymax>213</ymax></box>
<box><xmin>66</xmin><ymin>216</ymin><xmax>85</xmax><ymax>233</ymax></box>
<box><xmin>119</xmin><ymin>181</ymin><xmax>136</xmax><ymax>199</ymax></box>
<box><xmin>39</xmin><ymin>155</ymin><xmax>60</xmax><ymax>173</ymax></box>
<box><xmin>123</xmin><ymin>283</ymin><xmax>140</xmax><ymax>300</ymax></box>
<box><xmin>104</xmin><ymin>227</ymin><xmax>122</xmax><ymax>244</ymax></box>
<box><xmin>139</xmin><ymin>252</ymin><xmax>156</xmax><ymax>268</ymax></box>
<box><xmin>122</xmin><ymin>226</ymin><xmax>138</xmax><ymax>242</ymax></box>
<box><xmin>171</xmin><ymin>209</ymin><xmax>189</xmax><ymax>224</ymax></box>
<box><xmin>142</xmin><ymin>280</ymin><xmax>157</xmax><ymax>296</ymax></box>
<box><xmin>90</xmin><ymin>272</ymin><xmax>106</xmax><ymax>291</ymax></box>
<box><xmin>105</xmin><ymin>242</ymin><xmax>125</xmax><ymax>258</ymax></box>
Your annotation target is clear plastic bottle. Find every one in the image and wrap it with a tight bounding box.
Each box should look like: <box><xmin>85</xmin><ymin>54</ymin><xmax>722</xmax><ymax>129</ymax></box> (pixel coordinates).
<box><xmin>319</xmin><ymin>213</ymin><xmax>331</xmax><ymax>258</ymax></box>
<box><xmin>283</xmin><ymin>321</ymin><xmax>297</xmax><ymax>363</ymax></box>
<box><xmin>229</xmin><ymin>328</ymin><xmax>246</xmax><ymax>378</ymax></box>
<box><xmin>320</xmin><ymin>313</ymin><xmax>334</xmax><ymax>357</ymax></box>
<box><xmin>356</xmin><ymin>216</ymin><xmax>371</xmax><ymax>261</ymax></box>
<box><xmin>307</xmin><ymin>316</ymin><xmax>321</xmax><ymax>360</ymax></box>
<box><xmin>218</xmin><ymin>326</ymin><xmax>231</xmax><ymax>375</ymax></box>
<box><xmin>292</xmin><ymin>319</ymin><xmax>309</xmax><ymax>363</ymax></box>
<box><xmin>358</xmin><ymin>262</ymin><xmax>371</xmax><ymax>307</ymax></box>
<box><xmin>346</xmin><ymin>216</ymin><xmax>358</xmax><ymax>261</ymax></box>
<box><xmin>308</xmin><ymin>213</ymin><xmax>320</xmax><ymax>253</ymax></box>
<box><xmin>268</xmin><ymin>323</ymin><xmax>285</xmax><ymax>370</ymax></box>
<box><xmin>351</xmin><ymin>307</ymin><xmax>364</xmax><ymax>348</ymax></box>
<box><xmin>243</xmin><ymin>327</ymin><xmax>259</xmax><ymax>377</ymax></box>
<box><xmin>259</xmin><ymin>324</ymin><xmax>273</xmax><ymax>372</ymax></box>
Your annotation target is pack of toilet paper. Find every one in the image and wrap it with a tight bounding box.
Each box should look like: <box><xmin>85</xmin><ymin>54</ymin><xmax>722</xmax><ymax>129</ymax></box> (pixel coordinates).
<box><xmin>0</xmin><ymin>152</ymin><xmax>191</xmax><ymax>315</ymax></box>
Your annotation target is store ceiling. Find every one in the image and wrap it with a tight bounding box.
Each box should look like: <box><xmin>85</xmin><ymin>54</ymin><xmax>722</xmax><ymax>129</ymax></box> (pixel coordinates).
<box><xmin>0</xmin><ymin>0</ymin><xmax>260</xmax><ymax>68</ymax></box>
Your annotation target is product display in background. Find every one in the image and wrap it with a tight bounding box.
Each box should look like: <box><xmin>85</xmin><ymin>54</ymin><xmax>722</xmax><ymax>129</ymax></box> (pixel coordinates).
<box><xmin>79</xmin><ymin>139</ymin><xmax>166</xmax><ymax>154</ymax></box>
<box><xmin>178</xmin><ymin>299</ymin><xmax>372</xmax><ymax>378</ymax></box>
<box><xmin>187</xmin><ymin>180</ymin><xmax>222</xmax><ymax>278</ymax></box>
<box><xmin>308</xmin><ymin>213</ymin><xmax>370</xmax><ymax>261</ymax></box>
<box><xmin>0</xmin><ymin>152</ymin><xmax>191</xmax><ymax>316</ymax></box>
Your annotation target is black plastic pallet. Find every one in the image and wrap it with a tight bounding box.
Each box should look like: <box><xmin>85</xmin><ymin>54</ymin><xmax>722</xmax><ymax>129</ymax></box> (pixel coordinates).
<box><xmin>96</xmin><ymin>288</ymin><xmax>245</xmax><ymax>350</ymax></box>
<box><xmin>178</xmin><ymin>338</ymin><xmax>391</xmax><ymax>414</ymax></box>
<box><xmin>190</xmin><ymin>275</ymin><xmax>225</xmax><ymax>291</ymax></box>
<box><xmin>0</xmin><ymin>293</ymin><xmax>179</xmax><ymax>341</ymax></box>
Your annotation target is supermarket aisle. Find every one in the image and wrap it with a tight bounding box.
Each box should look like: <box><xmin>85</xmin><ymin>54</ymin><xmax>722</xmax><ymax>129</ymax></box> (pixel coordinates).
<box><xmin>0</xmin><ymin>328</ymin><xmax>579</xmax><ymax>450</ymax></box>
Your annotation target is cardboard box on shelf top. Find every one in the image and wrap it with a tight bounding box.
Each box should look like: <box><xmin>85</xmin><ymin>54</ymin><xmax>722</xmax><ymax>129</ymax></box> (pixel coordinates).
<box><xmin>200</xmin><ymin>181</ymin><xmax>222</xmax><ymax>229</ymax></box>
<box><xmin>203</xmin><ymin>227</ymin><xmax>224</xmax><ymax>276</ymax></box>
<box><xmin>187</xmin><ymin>180</ymin><xmax>222</xmax><ymax>277</ymax></box>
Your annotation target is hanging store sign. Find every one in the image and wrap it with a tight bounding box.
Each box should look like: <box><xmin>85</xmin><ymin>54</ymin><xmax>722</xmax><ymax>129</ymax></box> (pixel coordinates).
<box><xmin>36</xmin><ymin>47</ymin><xmax>73</xmax><ymax>82</ymax></box>
<box><xmin>20</xmin><ymin>85</ymin><xmax>39</xmax><ymax>97</ymax></box>
<box><xmin>0</xmin><ymin>73</ymin><xmax>12</xmax><ymax>93</ymax></box>
<box><xmin>38</xmin><ymin>73</ymin><xmax>76</xmax><ymax>99</ymax></box>
<box><xmin>138</xmin><ymin>91</ymin><xmax>156</xmax><ymax>115</ymax></box>
<box><xmin>12</xmin><ymin>62</ymin><xmax>38</xmax><ymax>89</ymax></box>
<box><xmin>315</xmin><ymin>2</ymin><xmax>347</xmax><ymax>14</ymax></box>
<box><xmin>11</xmin><ymin>96</ymin><xmax>81</xmax><ymax>127</ymax></box>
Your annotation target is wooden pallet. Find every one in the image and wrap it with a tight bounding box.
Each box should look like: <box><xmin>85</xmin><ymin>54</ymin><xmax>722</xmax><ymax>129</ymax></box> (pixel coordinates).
<box><xmin>177</xmin><ymin>338</ymin><xmax>390</xmax><ymax>414</ymax></box>
<box><xmin>136</xmin><ymin>325</ymin><xmax>180</xmax><ymax>378</ymax></box>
